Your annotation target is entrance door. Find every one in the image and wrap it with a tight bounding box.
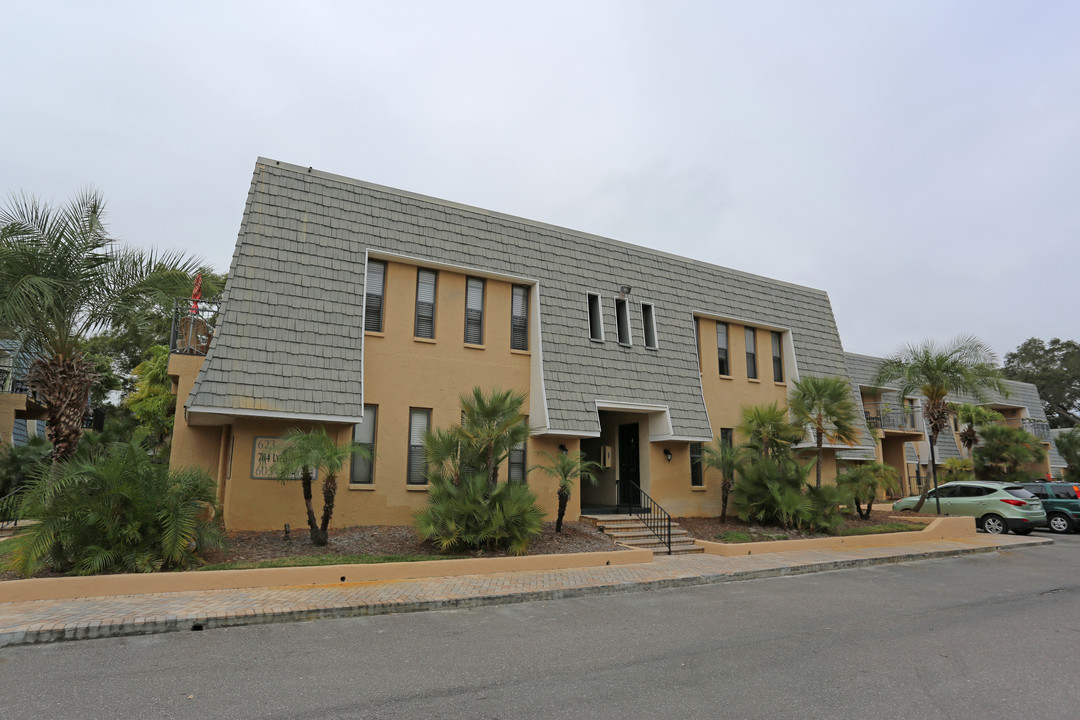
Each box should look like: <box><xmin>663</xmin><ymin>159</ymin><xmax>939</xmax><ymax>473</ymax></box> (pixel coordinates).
<box><xmin>618</xmin><ymin>423</ymin><xmax>641</xmax><ymax>508</ymax></box>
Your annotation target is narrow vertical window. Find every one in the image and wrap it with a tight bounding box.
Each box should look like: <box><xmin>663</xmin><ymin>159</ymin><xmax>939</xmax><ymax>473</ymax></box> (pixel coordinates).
<box><xmin>771</xmin><ymin>331</ymin><xmax>784</xmax><ymax>382</ymax></box>
<box><xmin>350</xmin><ymin>405</ymin><xmax>377</xmax><ymax>484</ymax></box>
<box><xmin>365</xmin><ymin>260</ymin><xmax>385</xmax><ymax>333</ymax></box>
<box><xmin>615</xmin><ymin>298</ymin><xmax>632</xmax><ymax>346</ymax></box>
<box><xmin>464</xmin><ymin>277</ymin><xmax>485</xmax><ymax>345</ymax></box>
<box><xmin>508</xmin><ymin>438</ymin><xmax>527</xmax><ymax>483</ymax></box>
<box><xmin>745</xmin><ymin>327</ymin><xmax>758</xmax><ymax>379</ymax></box>
<box><xmin>716</xmin><ymin>322</ymin><xmax>729</xmax><ymax>376</ymax></box>
<box><xmin>407</xmin><ymin>408</ymin><xmax>430</xmax><ymax>484</ymax></box>
<box><xmin>587</xmin><ymin>293</ymin><xmax>604</xmax><ymax>341</ymax></box>
<box><xmin>690</xmin><ymin>442</ymin><xmax>703</xmax><ymax>486</ymax></box>
<box><xmin>641</xmin><ymin>303</ymin><xmax>658</xmax><ymax>350</ymax></box>
<box><xmin>414</xmin><ymin>269</ymin><xmax>437</xmax><ymax>339</ymax></box>
<box><xmin>511</xmin><ymin>285</ymin><xmax>529</xmax><ymax>350</ymax></box>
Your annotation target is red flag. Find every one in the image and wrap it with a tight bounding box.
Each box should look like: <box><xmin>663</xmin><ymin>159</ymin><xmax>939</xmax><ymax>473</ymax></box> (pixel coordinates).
<box><xmin>190</xmin><ymin>273</ymin><xmax>203</xmax><ymax>313</ymax></box>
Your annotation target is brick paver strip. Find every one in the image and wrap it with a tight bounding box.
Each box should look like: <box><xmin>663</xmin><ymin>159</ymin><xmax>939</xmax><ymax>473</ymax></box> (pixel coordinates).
<box><xmin>0</xmin><ymin>535</ymin><xmax>1050</xmax><ymax>648</ymax></box>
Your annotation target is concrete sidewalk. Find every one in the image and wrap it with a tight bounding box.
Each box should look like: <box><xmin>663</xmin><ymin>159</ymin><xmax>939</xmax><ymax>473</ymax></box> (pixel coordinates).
<box><xmin>0</xmin><ymin>534</ymin><xmax>1050</xmax><ymax>648</ymax></box>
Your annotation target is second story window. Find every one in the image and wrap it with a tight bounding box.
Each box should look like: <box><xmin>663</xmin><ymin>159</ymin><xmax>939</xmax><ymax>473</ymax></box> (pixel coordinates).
<box><xmin>615</xmin><ymin>298</ymin><xmax>632</xmax><ymax>346</ymax></box>
<box><xmin>465</xmin><ymin>277</ymin><xmax>485</xmax><ymax>345</ymax></box>
<box><xmin>511</xmin><ymin>285</ymin><xmax>529</xmax><ymax>350</ymax></box>
<box><xmin>641</xmin><ymin>303</ymin><xmax>658</xmax><ymax>350</ymax></box>
<box><xmin>717</xmin><ymin>322</ymin><xmax>729</xmax><ymax>376</ymax></box>
<box><xmin>745</xmin><ymin>327</ymin><xmax>758</xmax><ymax>379</ymax></box>
<box><xmin>772</xmin><ymin>331</ymin><xmax>784</xmax><ymax>382</ymax></box>
<box><xmin>365</xmin><ymin>260</ymin><xmax>385</xmax><ymax>333</ymax></box>
<box><xmin>415</xmin><ymin>269</ymin><xmax>437</xmax><ymax>339</ymax></box>
<box><xmin>587</xmin><ymin>293</ymin><xmax>604</xmax><ymax>342</ymax></box>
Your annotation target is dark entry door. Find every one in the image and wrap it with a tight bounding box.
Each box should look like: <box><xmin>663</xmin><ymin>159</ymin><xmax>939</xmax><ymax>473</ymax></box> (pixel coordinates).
<box><xmin>618</xmin><ymin>423</ymin><xmax>641</xmax><ymax>508</ymax></box>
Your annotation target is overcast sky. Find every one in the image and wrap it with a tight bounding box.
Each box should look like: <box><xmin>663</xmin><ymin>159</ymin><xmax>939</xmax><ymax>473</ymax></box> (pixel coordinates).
<box><xmin>3</xmin><ymin>1</ymin><xmax>1077</xmax><ymax>360</ymax></box>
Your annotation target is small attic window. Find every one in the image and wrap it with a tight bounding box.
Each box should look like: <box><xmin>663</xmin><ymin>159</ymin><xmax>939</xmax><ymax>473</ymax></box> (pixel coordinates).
<box><xmin>641</xmin><ymin>303</ymin><xmax>658</xmax><ymax>350</ymax></box>
<box><xmin>615</xmin><ymin>298</ymin><xmax>632</xmax><ymax>347</ymax></box>
<box><xmin>587</xmin><ymin>293</ymin><xmax>604</xmax><ymax>342</ymax></box>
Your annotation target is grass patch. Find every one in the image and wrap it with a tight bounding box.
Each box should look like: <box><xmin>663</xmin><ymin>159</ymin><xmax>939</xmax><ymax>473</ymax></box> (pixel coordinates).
<box><xmin>836</xmin><ymin>522</ymin><xmax>922</xmax><ymax>537</ymax></box>
<box><xmin>196</xmin><ymin>553</ymin><xmax>459</xmax><ymax>571</ymax></box>
<box><xmin>715</xmin><ymin>531</ymin><xmax>755</xmax><ymax>543</ymax></box>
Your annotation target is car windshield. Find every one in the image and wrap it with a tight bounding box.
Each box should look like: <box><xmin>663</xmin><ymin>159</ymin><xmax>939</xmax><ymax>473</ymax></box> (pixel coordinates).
<box><xmin>1005</xmin><ymin>487</ymin><xmax>1036</xmax><ymax>499</ymax></box>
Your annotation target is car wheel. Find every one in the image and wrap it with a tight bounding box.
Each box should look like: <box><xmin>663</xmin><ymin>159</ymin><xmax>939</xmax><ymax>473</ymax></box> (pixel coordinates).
<box><xmin>1048</xmin><ymin>514</ymin><xmax>1074</xmax><ymax>534</ymax></box>
<box><xmin>981</xmin><ymin>514</ymin><xmax>1008</xmax><ymax>535</ymax></box>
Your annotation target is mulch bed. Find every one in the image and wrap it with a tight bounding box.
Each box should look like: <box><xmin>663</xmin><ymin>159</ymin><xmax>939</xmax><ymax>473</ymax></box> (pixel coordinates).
<box><xmin>676</xmin><ymin>508</ymin><xmax>935</xmax><ymax>542</ymax></box>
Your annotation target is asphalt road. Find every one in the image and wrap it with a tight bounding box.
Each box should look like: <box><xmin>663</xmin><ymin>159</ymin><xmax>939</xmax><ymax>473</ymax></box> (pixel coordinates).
<box><xmin>3</xmin><ymin>532</ymin><xmax>1079</xmax><ymax>720</ymax></box>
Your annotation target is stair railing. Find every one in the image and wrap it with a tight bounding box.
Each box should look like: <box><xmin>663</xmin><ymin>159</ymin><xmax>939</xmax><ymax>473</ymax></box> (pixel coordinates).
<box><xmin>616</xmin><ymin>480</ymin><xmax>672</xmax><ymax>555</ymax></box>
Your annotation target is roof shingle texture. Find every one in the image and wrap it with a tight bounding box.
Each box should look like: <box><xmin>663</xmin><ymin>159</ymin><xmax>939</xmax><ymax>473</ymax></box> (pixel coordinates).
<box><xmin>190</xmin><ymin>159</ymin><xmax>856</xmax><ymax>436</ymax></box>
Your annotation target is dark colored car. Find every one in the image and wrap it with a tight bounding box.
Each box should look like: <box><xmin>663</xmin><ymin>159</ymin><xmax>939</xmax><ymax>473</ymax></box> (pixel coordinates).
<box><xmin>1019</xmin><ymin>482</ymin><xmax>1080</xmax><ymax>533</ymax></box>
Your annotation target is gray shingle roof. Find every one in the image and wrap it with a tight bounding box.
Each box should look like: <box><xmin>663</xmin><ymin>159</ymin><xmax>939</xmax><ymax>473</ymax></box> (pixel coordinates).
<box><xmin>190</xmin><ymin>159</ymin><xmax>858</xmax><ymax>437</ymax></box>
<box><xmin>1049</xmin><ymin>428</ymin><xmax>1071</xmax><ymax>470</ymax></box>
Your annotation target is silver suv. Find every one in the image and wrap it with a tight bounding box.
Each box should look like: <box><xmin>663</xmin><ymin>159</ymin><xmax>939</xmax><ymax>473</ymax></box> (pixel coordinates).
<box><xmin>892</xmin><ymin>480</ymin><xmax>1047</xmax><ymax>535</ymax></box>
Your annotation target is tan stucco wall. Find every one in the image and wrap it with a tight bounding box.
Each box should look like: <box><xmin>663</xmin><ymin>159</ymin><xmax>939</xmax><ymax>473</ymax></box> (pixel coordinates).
<box><xmin>0</xmin><ymin>394</ymin><xmax>26</xmax><ymax>447</ymax></box>
<box><xmin>168</xmin><ymin>354</ymin><xmax>224</xmax><ymax>480</ymax></box>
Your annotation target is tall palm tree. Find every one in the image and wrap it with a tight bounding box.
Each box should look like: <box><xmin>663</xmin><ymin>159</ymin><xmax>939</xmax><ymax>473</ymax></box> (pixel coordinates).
<box><xmin>953</xmin><ymin>403</ymin><xmax>1004</xmax><ymax>458</ymax></box>
<box><xmin>271</xmin><ymin>427</ymin><xmax>370</xmax><ymax>546</ymax></box>
<box><xmin>873</xmin><ymin>335</ymin><xmax>1005</xmax><ymax>512</ymax></box>
<box><xmin>0</xmin><ymin>190</ymin><xmax>204</xmax><ymax>460</ymax></box>
<box><xmin>789</xmin><ymin>375</ymin><xmax>861</xmax><ymax>488</ymax></box>
<box><xmin>531</xmin><ymin>450</ymin><xmax>601</xmax><ymax>532</ymax></box>
<box><xmin>736</xmin><ymin>402</ymin><xmax>803</xmax><ymax>460</ymax></box>
<box><xmin>701</xmin><ymin>437</ymin><xmax>746</xmax><ymax>522</ymax></box>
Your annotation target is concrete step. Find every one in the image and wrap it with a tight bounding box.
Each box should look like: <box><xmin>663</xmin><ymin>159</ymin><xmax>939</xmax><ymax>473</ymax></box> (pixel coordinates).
<box><xmin>606</xmin><ymin>527</ymin><xmax>690</xmax><ymax>540</ymax></box>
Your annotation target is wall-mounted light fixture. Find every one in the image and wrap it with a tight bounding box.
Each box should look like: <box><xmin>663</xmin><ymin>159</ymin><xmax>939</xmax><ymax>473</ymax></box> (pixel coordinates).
<box><xmin>619</xmin><ymin>285</ymin><xmax>632</xmax><ymax>296</ymax></box>
<box><xmin>663</xmin><ymin>448</ymin><xmax>672</xmax><ymax>462</ymax></box>
<box><xmin>558</xmin><ymin>444</ymin><xmax>568</xmax><ymax>455</ymax></box>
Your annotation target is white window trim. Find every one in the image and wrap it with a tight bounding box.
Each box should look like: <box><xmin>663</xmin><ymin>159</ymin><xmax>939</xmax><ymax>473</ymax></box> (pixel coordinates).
<box><xmin>587</xmin><ymin>292</ymin><xmax>605</xmax><ymax>343</ymax></box>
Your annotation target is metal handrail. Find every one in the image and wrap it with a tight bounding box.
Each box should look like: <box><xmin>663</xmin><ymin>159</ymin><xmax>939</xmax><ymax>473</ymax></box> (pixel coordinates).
<box><xmin>616</xmin><ymin>480</ymin><xmax>673</xmax><ymax>555</ymax></box>
<box><xmin>863</xmin><ymin>401</ymin><xmax>923</xmax><ymax>432</ymax></box>
<box><xmin>996</xmin><ymin>417</ymin><xmax>1052</xmax><ymax>442</ymax></box>
<box><xmin>170</xmin><ymin>297</ymin><xmax>221</xmax><ymax>355</ymax></box>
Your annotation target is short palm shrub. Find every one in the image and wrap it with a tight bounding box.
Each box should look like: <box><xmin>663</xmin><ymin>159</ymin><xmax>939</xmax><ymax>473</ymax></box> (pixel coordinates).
<box><xmin>837</xmin><ymin>461</ymin><xmax>899</xmax><ymax>518</ymax></box>
<box><xmin>415</xmin><ymin>472</ymin><xmax>544</xmax><ymax>555</ymax></box>
<box><xmin>0</xmin><ymin>435</ymin><xmax>51</xmax><ymax>519</ymax></box>
<box><xmin>5</xmin><ymin>439</ymin><xmax>225</xmax><ymax>576</ymax></box>
<box><xmin>973</xmin><ymin>424</ymin><xmax>1046</xmax><ymax>483</ymax></box>
<box><xmin>731</xmin><ymin>455</ymin><xmax>813</xmax><ymax>530</ymax></box>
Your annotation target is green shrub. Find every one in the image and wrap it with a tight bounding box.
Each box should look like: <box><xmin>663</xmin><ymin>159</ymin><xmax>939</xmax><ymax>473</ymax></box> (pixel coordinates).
<box><xmin>804</xmin><ymin>484</ymin><xmax>849</xmax><ymax>533</ymax></box>
<box><xmin>973</xmin><ymin>424</ymin><xmax>1046</xmax><ymax>483</ymax></box>
<box><xmin>716</xmin><ymin>530</ymin><xmax>754</xmax><ymax>543</ymax></box>
<box><xmin>731</xmin><ymin>455</ymin><xmax>814</xmax><ymax>530</ymax></box>
<box><xmin>0</xmin><ymin>436</ymin><xmax>51</xmax><ymax>519</ymax></box>
<box><xmin>5</xmin><ymin>439</ymin><xmax>225</xmax><ymax>576</ymax></box>
<box><xmin>415</xmin><ymin>472</ymin><xmax>545</xmax><ymax>555</ymax></box>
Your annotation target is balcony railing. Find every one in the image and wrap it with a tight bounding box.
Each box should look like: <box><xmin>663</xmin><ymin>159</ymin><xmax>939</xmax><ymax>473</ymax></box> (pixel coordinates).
<box><xmin>170</xmin><ymin>298</ymin><xmax>220</xmax><ymax>355</ymax></box>
<box><xmin>863</xmin><ymin>402</ymin><xmax>923</xmax><ymax>433</ymax></box>
<box><xmin>0</xmin><ymin>366</ymin><xmax>41</xmax><ymax>403</ymax></box>
<box><xmin>997</xmin><ymin>417</ymin><xmax>1052</xmax><ymax>442</ymax></box>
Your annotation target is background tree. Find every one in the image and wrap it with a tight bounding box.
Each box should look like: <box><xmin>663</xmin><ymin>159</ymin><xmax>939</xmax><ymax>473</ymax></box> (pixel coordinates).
<box><xmin>0</xmin><ymin>190</ymin><xmax>206</xmax><ymax>460</ymax></box>
<box><xmin>837</xmin><ymin>462</ymin><xmax>898</xmax><ymax>519</ymax></box>
<box><xmin>124</xmin><ymin>345</ymin><xmax>175</xmax><ymax>455</ymax></box>
<box><xmin>531</xmin><ymin>450</ymin><xmax>600</xmax><ymax>532</ymax></box>
<box><xmin>940</xmin><ymin>457</ymin><xmax>975</xmax><ymax>483</ymax></box>
<box><xmin>789</xmin><ymin>375</ymin><xmax>861</xmax><ymax>488</ymax></box>
<box><xmin>1004</xmin><ymin>338</ymin><xmax>1080</xmax><ymax>427</ymax></box>
<box><xmin>1055</xmin><ymin>428</ymin><xmax>1080</xmax><ymax>482</ymax></box>
<box><xmin>272</xmin><ymin>427</ymin><xmax>370</xmax><ymax>546</ymax></box>
<box><xmin>952</xmin><ymin>403</ymin><xmax>1004</xmax><ymax>458</ymax></box>
<box><xmin>873</xmin><ymin>335</ymin><xmax>1005</xmax><ymax>513</ymax></box>
<box><xmin>701</xmin><ymin>437</ymin><xmax>745</xmax><ymax>522</ymax></box>
<box><xmin>972</xmin><ymin>425</ymin><xmax>1046</xmax><ymax>484</ymax></box>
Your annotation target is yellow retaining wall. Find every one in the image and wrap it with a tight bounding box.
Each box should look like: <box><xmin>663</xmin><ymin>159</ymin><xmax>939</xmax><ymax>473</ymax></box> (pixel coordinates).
<box><xmin>694</xmin><ymin>516</ymin><xmax>976</xmax><ymax>556</ymax></box>
<box><xmin>1</xmin><ymin>548</ymin><xmax>651</xmax><ymax>603</ymax></box>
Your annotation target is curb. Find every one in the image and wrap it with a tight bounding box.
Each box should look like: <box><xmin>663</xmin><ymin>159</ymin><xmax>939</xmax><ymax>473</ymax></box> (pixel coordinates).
<box><xmin>2</xmin><ymin>538</ymin><xmax>1049</xmax><ymax>648</ymax></box>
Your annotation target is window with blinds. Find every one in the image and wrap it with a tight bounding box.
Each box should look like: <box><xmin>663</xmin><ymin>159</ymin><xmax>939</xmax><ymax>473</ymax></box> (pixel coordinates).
<box><xmin>717</xmin><ymin>322</ymin><xmax>729</xmax><ymax>376</ymax></box>
<box><xmin>464</xmin><ymin>277</ymin><xmax>485</xmax><ymax>345</ymax></box>
<box><xmin>745</xmin><ymin>327</ymin><xmax>758</xmax><ymax>379</ymax></box>
<box><xmin>508</xmin><ymin>438</ymin><xmax>527</xmax><ymax>483</ymax></box>
<box><xmin>414</xmin><ymin>269</ymin><xmax>437</xmax><ymax>339</ymax></box>
<box><xmin>365</xmin><ymin>260</ymin><xmax>385</xmax><ymax>333</ymax></box>
<box><xmin>641</xmin><ymin>303</ymin><xmax>658</xmax><ymax>350</ymax></box>
<box><xmin>407</xmin><ymin>408</ymin><xmax>430</xmax><ymax>485</ymax></box>
<box><xmin>350</xmin><ymin>405</ymin><xmax>377</xmax><ymax>484</ymax></box>
<box><xmin>771</xmin><ymin>331</ymin><xmax>784</xmax><ymax>382</ymax></box>
<box><xmin>511</xmin><ymin>285</ymin><xmax>528</xmax><ymax>350</ymax></box>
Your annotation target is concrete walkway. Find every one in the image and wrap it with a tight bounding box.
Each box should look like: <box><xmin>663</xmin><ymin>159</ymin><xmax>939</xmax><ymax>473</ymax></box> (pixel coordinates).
<box><xmin>0</xmin><ymin>534</ymin><xmax>1049</xmax><ymax>648</ymax></box>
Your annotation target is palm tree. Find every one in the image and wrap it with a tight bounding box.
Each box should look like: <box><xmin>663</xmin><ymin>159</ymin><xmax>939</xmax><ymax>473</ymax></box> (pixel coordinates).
<box><xmin>953</xmin><ymin>403</ymin><xmax>1004</xmax><ymax>458</ymax></box>
<box><xmin>789</xmin><ymin>375</ymin><xmax>861</xmax><ymax>488</ymax></box>
<box><xmin>271</xmin><ymin>427</ymin><xmax>370</xmax><ymax>546</ymax></box>
<box><xmin>972</xmin><ymin>424</ymin><xmax>1045</xmax><ymax>484</ymax></box>
<box><xmin>837</xmin><ymin>462</ymin><xmax>898</xmax><ymax>519</ymax></box>
<box><xmin>873</xmin><ymin>335</ymin><xmax>1005</xmax><ymax>513</ymax></box>
<box><xmin>1055</xmin><ymin>428</ymin><xmax>1080</xmax><ymax>482</ymax></box>
<box><xmin>736</xmin><ymin>402</ymin><xmax>803</xmax><ymax>460</ymax></box>
<box><xmin>0</xmin><ymin>190</ymin><xmax>204</xmax><ymax>460</ymax></box>
<box><xmin>454</xmin><ymin>387</ymin><xmax>529</xmax><ymax>487</ymax></box>
<box><xmin>531</xmin><ymin>450</ymin><xmax>601</xmax><ymax>532</ymax></box>
<box><xmin>701</xmin><ymin>437</ymin><xmax>745</xmax><ymax>522</ymax></box>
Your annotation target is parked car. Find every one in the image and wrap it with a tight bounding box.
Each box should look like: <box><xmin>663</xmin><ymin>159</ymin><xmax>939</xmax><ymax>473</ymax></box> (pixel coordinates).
<box><xmin>1018</xmin><ymin>482</ymin><xmax>1080</xmax><ymax>533</ymax></box>
<box><xmin>892</xmin><ymin>481</ymin><xmax>1047</xmax><ymax>535</ymax></box>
